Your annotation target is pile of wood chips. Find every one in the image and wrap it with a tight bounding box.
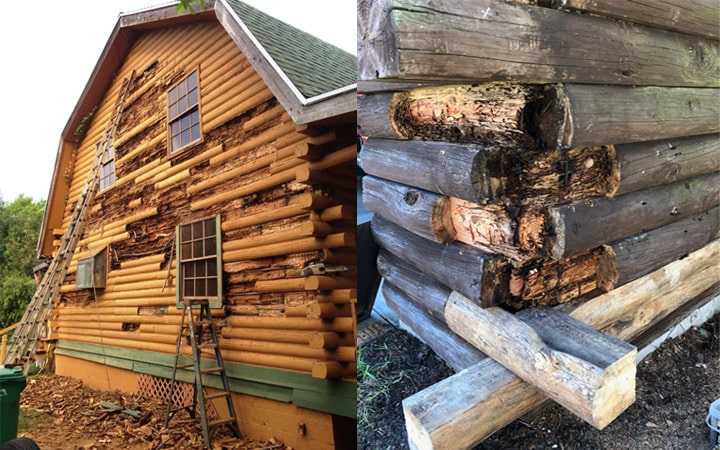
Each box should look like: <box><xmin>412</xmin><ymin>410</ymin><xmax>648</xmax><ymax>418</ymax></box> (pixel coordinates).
<box><xmin>18</xmin><ymin>374</ymin><xmax>288</xmax><ymax>450</ymax></box>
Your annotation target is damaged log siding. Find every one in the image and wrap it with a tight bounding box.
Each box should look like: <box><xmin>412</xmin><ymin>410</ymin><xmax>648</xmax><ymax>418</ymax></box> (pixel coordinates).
<box><xmin>54</xmin><ymin>21</ymin><xmax>356</xmax><ymax>378</ymax></box>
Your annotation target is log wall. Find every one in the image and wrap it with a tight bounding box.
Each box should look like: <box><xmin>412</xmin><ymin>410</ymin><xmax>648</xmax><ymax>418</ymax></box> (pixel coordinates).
<box><xmin>358</xmin><ymin>0</ymin><xmax>719</xmax><ymax>446</ymax></box>
<box><xmin>52</xmin><ymin>21</ymin><xmax>356</xmax><ymax>380</ymax></box>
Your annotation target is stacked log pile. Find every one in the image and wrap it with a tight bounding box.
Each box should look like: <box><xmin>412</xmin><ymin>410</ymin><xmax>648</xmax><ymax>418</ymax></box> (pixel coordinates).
<box><xmin>358</xmin><ymin>0</ymin><xmax>719</xmax><ymax>447</ymax></box>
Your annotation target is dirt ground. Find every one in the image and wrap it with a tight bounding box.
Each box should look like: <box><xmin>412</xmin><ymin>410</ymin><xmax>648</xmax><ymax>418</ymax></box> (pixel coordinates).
<box><xmin>16</xmin><ymin>375</ymin><xmax>288</xmax><ymax>450</ymax></box>
<box><xmin>358</xmin><ymin>313</ymin><xmax>720</xmax><ymax>450</ymax></box>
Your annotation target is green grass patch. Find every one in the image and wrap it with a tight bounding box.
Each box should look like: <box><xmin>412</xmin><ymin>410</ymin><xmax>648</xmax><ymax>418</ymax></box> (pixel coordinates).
<box><xmin>357</xmin><ymin>343</ymin><xmax>412</xmax><ymax>428</ymax></box>
<box><xmin>18</xmin><ymin>408</ymin><xmax>52</xmax><ymax>433</ymax></box>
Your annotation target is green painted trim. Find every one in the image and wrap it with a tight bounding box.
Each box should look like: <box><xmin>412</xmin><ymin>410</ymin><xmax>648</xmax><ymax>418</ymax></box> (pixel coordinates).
<box><xmin>175</xmin><ymin>223</ymin><xmax>181</xmax><ymax>308</ymax></box>
<box><xmin>215</xmin><ymin>213</ymin><xmax>223</xmax><ymax>309</ymax></box>
<box><xmin>55</xmin><ymin>340</ymin><xmax>356</xmax><ymax>418</ymax></box>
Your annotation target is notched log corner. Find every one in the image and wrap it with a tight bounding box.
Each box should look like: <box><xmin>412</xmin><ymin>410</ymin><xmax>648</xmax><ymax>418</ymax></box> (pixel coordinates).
<box><xmin>389</xmin><ymin>83</ymin><xmax>543</xmax><ymax>148</ymax></box>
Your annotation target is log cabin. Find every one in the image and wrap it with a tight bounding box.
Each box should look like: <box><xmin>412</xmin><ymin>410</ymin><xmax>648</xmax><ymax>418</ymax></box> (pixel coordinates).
<box><xmin>358</xmin><ymin>0</ymin><xmax>719</xmax><ymax>448</ymax></box>
<box><xmin>35</xmin><ymin>1</ymin><xmax>356</xmax><ymax>448</ymax></box>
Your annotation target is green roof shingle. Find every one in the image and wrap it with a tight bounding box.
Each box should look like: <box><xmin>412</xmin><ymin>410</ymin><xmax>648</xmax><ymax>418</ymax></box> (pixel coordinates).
<box><xmin>227</xmin><ymin>0</ymin><xmax>356</xmax><ymax>98</ymax></box>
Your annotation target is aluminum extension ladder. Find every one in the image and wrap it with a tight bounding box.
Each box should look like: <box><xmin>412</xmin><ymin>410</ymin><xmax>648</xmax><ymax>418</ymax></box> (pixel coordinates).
<box><xmin>2</xmin><ymin>72</ymin><xmax>134</xmax><ymax>374</ymax></box>
<box><xmin>164</xmin><ymin>298</ymin><xmax>240</xmax><ymax>447</ymax></box>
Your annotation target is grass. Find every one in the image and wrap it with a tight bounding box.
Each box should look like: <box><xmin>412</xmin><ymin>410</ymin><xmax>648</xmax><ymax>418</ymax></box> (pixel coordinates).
<box><xmin>17</xmin><ymin>408</ymin><xmax>51</xmax><ymax>434</ymax></box>
<box><xmin>357</xmin><ymin>343</ymin><xmax>412</xmax><ymax>429</ymax></box>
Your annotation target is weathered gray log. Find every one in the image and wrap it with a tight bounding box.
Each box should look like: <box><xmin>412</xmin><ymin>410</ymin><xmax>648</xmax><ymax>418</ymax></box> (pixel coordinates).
<box><xmin>362</xmin><ymin>176</ymin><xmax>453</xmax><ymax>243</ymax></box>
<box><xmin>550</xmin><ymin>172</ymin><xmax>720</xmax><ymax>259</ymax></box>
<box><xmin>358</xmin><ymin>0</ymin><xmax>719</xmax><ymax>87</ymax></box>
<box><xmin>610</xmin><ymin>207</ymin><xmax>720</xmax><ymax>286</ymax></box>
<box><xmin>370</xmin><ymin>215</ymin><xmax>510</xmax><ymax>306</ymax></box>
<box><xmin>382</xmin><ymin>282</ymin><xmax>486</xmax><ymax>372</ymax></box>
<box><xmin>403</xmin><ymin>239</ymin><xmax>720</xmax><ymax>449</ymax></box>
<box><xmin>377</xmin><ymin>249</ymin><xmax>450</xmax><ymax>322</ymax></box>
<box><xmin>539</xmin><ymin>0</ymin><xmax>720</xmax><ymax>40</ymax></box>
<box><xmin>612</xmin><ymin>133</ymin><xmax>720</xmax><ymax>196</ymax></box>
<box><xmin>539</xmin><ymin>85</ymin><xmax>720</xmax><ymax>149</ymax></box>
<box><xmin>359</xmin><ymin>138</ymin><xmax>500</xmax><ymax>204</ymax></box>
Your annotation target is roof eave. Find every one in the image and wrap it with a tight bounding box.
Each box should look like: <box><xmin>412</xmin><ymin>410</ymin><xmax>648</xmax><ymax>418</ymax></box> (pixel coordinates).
<box><xmin>214</xmin><ymin>0</ymin><xmax>356</xmax><ymax>125</ymax></box>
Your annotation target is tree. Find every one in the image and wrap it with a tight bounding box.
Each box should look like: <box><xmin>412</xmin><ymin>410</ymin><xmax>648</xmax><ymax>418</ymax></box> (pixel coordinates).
<box><xmin>0</xmin><ymin>195</ymin><xmax>46</xmax><ymax>329</ymax></box>
<box><xmin>177</xmin><ymin>0</ymin><xmax>206</xmax><ymax>13</ymax></box>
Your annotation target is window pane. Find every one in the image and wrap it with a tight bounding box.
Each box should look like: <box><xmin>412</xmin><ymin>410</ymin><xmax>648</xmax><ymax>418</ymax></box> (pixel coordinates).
<box><xmin>181</xmin><ymin>224</ymin><xmax>192</xmax><ymax>240</ymax></box>
<box><xmin>168</xmin><ymin>89</ymin><xmax>177</xmax><ymax>104</ymax></box>
<box><xmin>181</xmin><ymin>129</ymin><xmax>191</xmax><ymax>146</ymax></box>
<box><xmin>180</xmin><ymin>242</ymin><xmax>191</xmax><ymax>260</ymax></box>
<box><xmin>205</xmin><ymin>237</ymin><xmax>216</xmax><ymax>256</ymax></box>
<box><xmin>204</xmin><ymin>218</ymin><xmax>215</xmax><ymax>236</ymax></box>
<box><xmin>207</xmin><ymin>262</ymin><xmax>217</xmax><ymax>276</ymax></box>
<box><xmin>196</xmin><ymin>279</ymin><xmax>206</xmax><ymax>297</ymax></box>
<box><xmin>189</xmin><ymin>71</ymin><xmax>197</xmax><ymax>88</ymax></box>
<box><xmin>193</xmin><ymin>240</ymin><xmax>203</xmax><ymax>258</ymax></box>
<box><xmin>184</xmin><ymin>279</ymin><xmax>194</xmax><ymax>297</ymax></box>
<box><xmin>193</xmin><ymin>222</ymin><xmax>203</xmax><ymax>239</ymax></box>
<box><xmin>185</xmin><ymin>263</ymin><xmax>195</xmax><ymax>277</ymax></box>
<box><xmin>196</xmin><ymin>262</ymin><xmax>206</xmax><ymax>277</ymax></box>
<box><xmin>208</xmin><ymin>279</ymin><xmax>217</xmax><ymax>296</ymax></box>
<box><xmin>188</xmin><ymin>88</ymin><xmax>198</xmax><ymax>106</ymax></box>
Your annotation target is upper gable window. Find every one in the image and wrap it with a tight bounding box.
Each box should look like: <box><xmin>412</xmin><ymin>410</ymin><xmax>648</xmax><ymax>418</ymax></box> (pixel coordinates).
<box><xmin>168</xmin><ymin>70</ymin><xmax>202</xmax><ymax>154</ymax></box>
<box><xmin>98</xmin><ymin>143</ymin><xmax>115</xmax><ymax>191</ymax></box>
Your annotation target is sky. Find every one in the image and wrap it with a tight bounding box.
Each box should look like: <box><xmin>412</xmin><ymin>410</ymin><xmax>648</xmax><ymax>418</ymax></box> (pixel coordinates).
<box><xmin>0</xmin><ymin>0</ymin><xmax>356</xmax><ymax>204</ymax></box>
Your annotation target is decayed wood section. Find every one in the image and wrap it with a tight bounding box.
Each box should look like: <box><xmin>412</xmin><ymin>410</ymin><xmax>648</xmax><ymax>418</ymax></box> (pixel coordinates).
<box><xmin>538</xmin><ymin>0</ymin><xmax>720</xmax><ymax>40</ymax></box>
<box><xmin>371</xmin><ymin>214</ymin><xmax>616</xmax><ymax>308</ymax></box>
<box><xmin>401</xmin><ymin>239</ymin><xmax>720</xmax><ymax>449</ymax></box>
<box><xmin>359</xmin><ymin>85</ymin><xmax>720</xmax><ymax>150</ymax></box>
<box><xmin>360</xmin><ymin>134</ymin><xmax>720</xmax><ymax>206</ymax></box>
<box><xmin>445</xmin><ymin>300</ymin><xmax>636</xmax><ymax>429</ymax></box>
<box><xmin>363</xmin><ymin>174</ymin><xmax>720</xmax><ymax>269</ymax></box>
<box><xmin>358</xmin><ymin>0</ymin><xmax>719</xmax><ymax>86</ymax></box>
<box><xmin>53</xmin><ymin>21</ymin><xmax>356</xmax><ymax>379</ymax></box>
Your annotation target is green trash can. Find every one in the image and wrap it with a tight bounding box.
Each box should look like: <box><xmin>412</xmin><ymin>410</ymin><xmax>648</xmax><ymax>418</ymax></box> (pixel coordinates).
<box><xmin>0</xmin><ymin>367</ymin><xmax>27</xmax><ymax>446</ymax></box>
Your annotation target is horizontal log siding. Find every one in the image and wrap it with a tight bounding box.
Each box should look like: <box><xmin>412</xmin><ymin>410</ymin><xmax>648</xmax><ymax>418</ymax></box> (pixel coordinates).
<box><xmin>53</xmin><ymin>22</ymin><xmax>356</xmax><ymax>380</ymax></box>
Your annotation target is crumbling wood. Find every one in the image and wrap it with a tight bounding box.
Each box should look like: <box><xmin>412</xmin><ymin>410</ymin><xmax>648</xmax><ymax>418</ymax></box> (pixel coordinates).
<box><xmin>539</xmin><ymin>0</ymin><xmax>720</xmax><ymax>40</ymax></box>
<box><xmin>358</xmin><ymin>84</ymin><xmax>540</xmax><ymax>148</ymax></box>
<box><xmin>382</xmin><ymin>282</ymin><xmax>486</xmax><ymax>372</ymax></box>
<box><xmin>358</xmin><ymin>0</ymin><xmax>719</xmax><ymax>87</ymax></box>
<box><xmin>550</xmin><ymin>172</ymin><xmax>720</xmax><ymax>259</ymax></box>
<box><xmin>370</xmin><ymin>216</ymin><xmax>510</xmax><ymax>306</ymax></box>
<box><xmin>402</xmin><ymin>239</ymin><xmax>720</xmax><ymax>449</ymax></box>
<box><xmin>539</xmin><ymin>85</ymin><xmax>720</xmax><ymax>149</ymax></box>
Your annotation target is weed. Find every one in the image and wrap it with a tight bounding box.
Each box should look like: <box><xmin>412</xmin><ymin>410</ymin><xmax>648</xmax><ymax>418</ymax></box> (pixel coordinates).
<box><xmin>357</xmin><ymin>342</ymin><xmax>413</xmax><ymax>428</ymax></box>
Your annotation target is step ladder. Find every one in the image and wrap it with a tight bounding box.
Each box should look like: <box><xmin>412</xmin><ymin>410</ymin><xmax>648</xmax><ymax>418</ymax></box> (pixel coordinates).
<box><xmin>2</xmin><ymin>72</ymin><xmax>134</xmax><ymax>373</ymax></box>
<box><xmin>164</xmin><ymin>299</ymin><xmax>240</xmax><ymax>447</ymax></box>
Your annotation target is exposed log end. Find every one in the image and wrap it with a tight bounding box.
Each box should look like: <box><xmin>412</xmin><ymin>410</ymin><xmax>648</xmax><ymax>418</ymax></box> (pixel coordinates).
<box><xmin>592</xmin><ymin>350</ymin><xmax>637</xmax><ymax>430</ymax></box>
<box><xmin>358</xmin><ymin>0</ymin><xmax>399</xmax><ymax>80</ymax></box>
